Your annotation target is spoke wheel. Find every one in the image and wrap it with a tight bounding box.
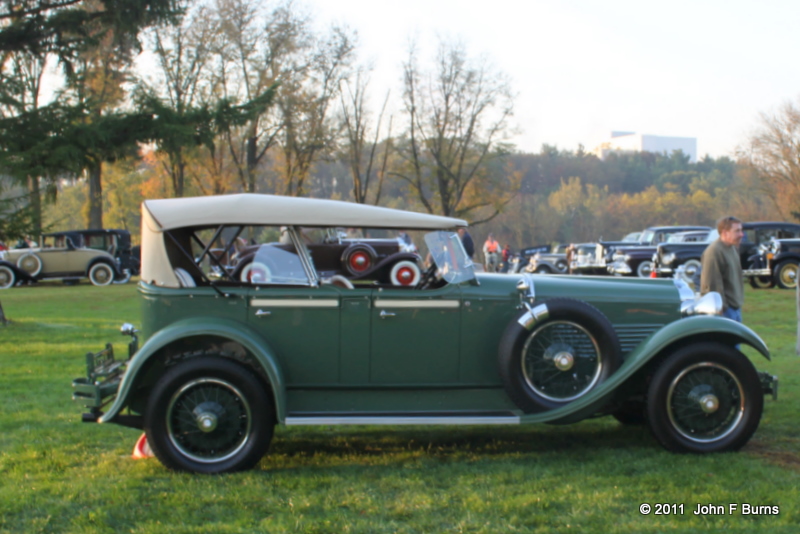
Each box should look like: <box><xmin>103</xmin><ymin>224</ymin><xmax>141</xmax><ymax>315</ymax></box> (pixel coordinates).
<box><xmin>145</xmin><ymin>356</ymin><xmax>274</xmax><ymax>473</ymax></box>
<box><xmin>647</xmin><ymin>342</ymin><xmax>763</xmax><ymax>453</ymax></box>
<box><xmin>498</xmin><ymin>298</ymin><xmax>622</xmax><ymax>413</ymax></box>
<box><xmin>521</xmin><ymin>321</ymin><xmax>602</xmax><ymax>402</ymax></box>
<box><xmin>775</xmin><ymin>261</ymin><xmax>798</xmax><ymax>289</ymax></box>
<box><xmin>0</xmin><ymin>265</ymin><xmax>16</xmax><ymax>289</ymax></box>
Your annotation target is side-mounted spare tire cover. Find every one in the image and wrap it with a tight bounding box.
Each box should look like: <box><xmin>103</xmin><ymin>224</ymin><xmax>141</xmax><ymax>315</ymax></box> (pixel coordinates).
<box><xmin>498</xmin><ymin>298</ymin><xmax>622</xmax><ymax>413</ymax></box>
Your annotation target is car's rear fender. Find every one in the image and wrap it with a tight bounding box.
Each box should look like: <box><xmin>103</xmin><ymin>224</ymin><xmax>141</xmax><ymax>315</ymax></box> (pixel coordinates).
<box><xmin>98</xmin><ymin>317</ymin><xmax>286</xmax><ymax>424</ymax></box>
<box><xmin>519</xmin><ymin>315</ymin><xmax>769</xmax><ymax>425</ymax></box>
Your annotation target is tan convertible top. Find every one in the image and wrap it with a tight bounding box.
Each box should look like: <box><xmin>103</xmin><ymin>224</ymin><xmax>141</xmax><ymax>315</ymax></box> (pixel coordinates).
<box><xmin>141</xmin><ymin>194</ymin><xmax>467</xmax><ymax>288</ymax></box>
<box><xmin>143</xmin><ymin>194</ymin><xmax>467</xmax><ymax>231</ymax></box>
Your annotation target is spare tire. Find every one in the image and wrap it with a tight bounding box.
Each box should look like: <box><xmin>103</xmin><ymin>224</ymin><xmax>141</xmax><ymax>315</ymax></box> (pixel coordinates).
<box><xmin>498</xmin><ymin>298</ymin><xmax>622</xmax><ymax>413</ymax></box>
<box><xmin>17</xmin><ymin>253</ymin><xmax>42</xmax><ymax>277</ymax></box>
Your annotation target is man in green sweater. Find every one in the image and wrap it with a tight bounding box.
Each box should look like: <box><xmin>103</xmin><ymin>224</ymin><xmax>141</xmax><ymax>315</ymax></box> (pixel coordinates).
<box><xmin>700</xmin><ymin>216</ymin><xmax>745</xmax><ymax>322</ymax></box>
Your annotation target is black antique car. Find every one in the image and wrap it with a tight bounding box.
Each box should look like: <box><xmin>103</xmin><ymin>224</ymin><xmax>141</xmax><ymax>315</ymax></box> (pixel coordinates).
<box><xmin>575</xmin><ymin>226</ymin><xmax>712</xmax><ymax>276</ymax></box>
<box><xmin>654</xmin><ymin>222</ymin><xmax>800</xmax><ymax>288</ymax></box>
<box><xmin>609</xmin><ymin>230</ymin><xmax>711</xmax><ymax>278</ymax></box>
<box><xmin>748</xmin><ymin>238</ymin><xmax>800</xmax><ymax>289</ymax></box>
<box><xmin>229</xmin><ymin>228</ymin><xmax>423</xmax><ymax>287</ymax></box>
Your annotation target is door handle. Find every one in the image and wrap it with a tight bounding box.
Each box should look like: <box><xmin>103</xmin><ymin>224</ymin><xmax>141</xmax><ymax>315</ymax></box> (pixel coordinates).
<box><xmin>255</xmin><ymin>309</ymin><xmax>271</xmax><ymax>317</ymax></box>
<box><xmin>379</xmin><ymin>310</ymin><xmax>396</xmax><ymax>319</ymax></box>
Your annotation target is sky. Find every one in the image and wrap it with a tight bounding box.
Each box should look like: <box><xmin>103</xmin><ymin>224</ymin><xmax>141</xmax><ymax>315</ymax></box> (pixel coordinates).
<box><xmin>308</xmin><ymin>0</ymin><xmax>800</xmax><ymax>159</ymax></box>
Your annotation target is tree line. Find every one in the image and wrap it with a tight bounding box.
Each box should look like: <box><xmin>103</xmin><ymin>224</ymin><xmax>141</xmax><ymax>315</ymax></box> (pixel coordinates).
<box><xmin>1</xmin><ymin>0</ymin><xmax>799</xmax><ymax>251</ymax></box>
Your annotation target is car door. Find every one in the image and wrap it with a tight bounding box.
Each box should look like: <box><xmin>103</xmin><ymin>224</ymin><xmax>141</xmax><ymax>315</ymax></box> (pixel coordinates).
<box><xmin>38</xmin><ymin>235</ymin><xmax>72</xmax><ymax>274</ymax></box>
<box><xmin>369</xmin><ymin>283</ymin><xmax>462</xmax><ymax>384</ymax></box>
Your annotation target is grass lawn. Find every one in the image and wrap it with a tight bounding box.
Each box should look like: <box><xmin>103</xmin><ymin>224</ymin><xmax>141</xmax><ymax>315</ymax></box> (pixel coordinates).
<box><xmin>0</xmin><ymin>281</ymin><xmax>798</xmax><ymax>533</ymax></box>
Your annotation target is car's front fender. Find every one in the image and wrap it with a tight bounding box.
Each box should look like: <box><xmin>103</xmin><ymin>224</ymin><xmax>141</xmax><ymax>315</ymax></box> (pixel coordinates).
<box><xmin>98</xmin><ymin>317</ymin><xmax>286</xmax><ymax>424</ymax></box>
<box><xmin>519</xmin><ymin>315</ymin><xmax>769</xmax><ymax>425</ymax></box>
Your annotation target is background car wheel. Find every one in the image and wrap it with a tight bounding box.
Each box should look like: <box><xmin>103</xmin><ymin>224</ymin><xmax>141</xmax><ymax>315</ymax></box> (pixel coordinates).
<box><xmin>113</xmin><ymin>268</ymin><xmax>132</xmax><ymax>284</ymax></box>
<box><xmin>88</xmin><ymin>263</ymin><xmax>114</xmax><ymax>286</ymax></box>
<box><xmin>636</xmin><ymin>261</ymin><xmax>654</xmax><ymax>278</ymax></box>
<box><xmin>0</xmin><ymin>265</ymin><xmax>16</xmax><ymax>289</ymax></box>
<box><xmin>240</xmin><ymin>261</ymin><xmax>272</xmax><ymax>284</ymax></box>
<box><xmin>555</xmin><ymin>260</ymin><xmax>568</xmax><ymax>272</ymax></box>
<box><xmin>498</xmin><ymin>298</ymin><xmax>622</xmax><ymax>413</ymax></box>
<box><xmin>389</xmin><ymin>260</ymin><xmax>421</xmax><ymax>286</ymax></box>
<box><xmin>534</xmin><ymin>266</ymin><xmax>552</xmax><ymax>274</ymax></box>
<box><xmin>749</xmin><ymin>275</ymin><xmax>774</xmax><ymax>289</ymax></box>
<box><xmin>341</xmin><ymin>244</ymin><xmax>376</xmax><ymax>276</ymax></box>
<box><xmin>679</xmin><ymin>259</ymin><xmax>702</xmax><ymax>283</ymax></box>
<box><xmin>774</xmin><ymin>260</ymin><xmax>798</xmax><ymax>289</ymax></box>
<box><xmin>16</xmin><ymin>253</ymin><xmax>42</xmax><ymax>277</ymax></box>
<box><xmin>646</xmin><ymin>342</ymin><xmax>763</xmax><ymax>453</ymax></box>
<box><xmin>144</xmin><ymin>356</ymin><xmax>275</xmax><ymax>474</ymax></box>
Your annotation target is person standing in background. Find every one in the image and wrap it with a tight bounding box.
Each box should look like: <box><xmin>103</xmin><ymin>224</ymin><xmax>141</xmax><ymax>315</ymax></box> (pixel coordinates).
<box><xmin>700</xmin><ymin>216</ymin><xmax>745</xmax><ymax>322</ymax></box>
<box><xmin>483</xmin><ymin>233</ymin><xmax>500</xmax><ymax>272</ymax></box>
<box><xmin>458</xmin><ymin>228</ymin><xmax>475</xmax><ymax>260</ymax></box>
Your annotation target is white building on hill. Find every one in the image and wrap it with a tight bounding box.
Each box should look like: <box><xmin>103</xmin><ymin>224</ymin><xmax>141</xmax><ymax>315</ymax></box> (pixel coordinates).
<box><xmin>593</xmin><ymin>131</ymin><xmax>697</xmax><ymax>162</ymax></box>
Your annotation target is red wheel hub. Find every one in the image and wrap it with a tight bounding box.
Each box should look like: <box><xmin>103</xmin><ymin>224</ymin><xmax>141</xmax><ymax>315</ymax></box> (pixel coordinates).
<box><xmin>349</xmin><ymin>251</ymin><xmax>371</xmax><ymax>272</ymax></box>
<box><xmin>396</xmin><ymin>267</ymin><xmax>415</xmax><ymax>285</ymax></box>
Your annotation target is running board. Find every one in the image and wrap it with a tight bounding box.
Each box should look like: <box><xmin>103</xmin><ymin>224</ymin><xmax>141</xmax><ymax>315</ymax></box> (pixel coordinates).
<box><xmin>284</xmin><ymin>415</ymin><xmax>521</xmax><ymax>426</ymax></box>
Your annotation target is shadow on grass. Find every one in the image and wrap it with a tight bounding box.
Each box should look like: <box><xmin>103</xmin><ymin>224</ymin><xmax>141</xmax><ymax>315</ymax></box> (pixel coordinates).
<box><xmin>262</xmin><ymin>420</ymin><xmax>656</xmax><ymax>465</ymax></box>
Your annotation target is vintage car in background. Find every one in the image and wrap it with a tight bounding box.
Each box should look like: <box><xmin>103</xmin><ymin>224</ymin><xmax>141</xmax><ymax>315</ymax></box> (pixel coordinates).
<box><xmin>73</xmin><ymin>194</ymin><xmax>777</xmax><ymax>474</ymax></box>
<box><xmin>571</xmin><ymin>225</ymin><xmax>712</xmax><ymax>275</ymax></box>
<box><xmin>506</xmin><ymin>244</ymin><xmax>550</xmax><ymax>274</ymax></box>
<box><xmin>46</xmin><ymin>229</ymin><xmax>140</xmax><ymax>283</ymax></box>
<box><xmin>0</xmin><ymin>231</ymin><xmax>127</xmax><ymax>289</ymax></box>
<box><xmin>746</xmin><ymin>238</ymin><xmax>800</xmax><ymax>290</ymax></box>
<box><xmin>609</xmin><ymin>230</ymin><xmax>712</xmax><ymax>278</ymax></box>
<box><xmin>229</xmin><ymin>228</ymin><xmax>422</xmax><ymax>287</ymax></box>
<box><xmin>525</xmin><ymin>244</ymin><xmax>570</xmax><ymax>274</ymax></box>
<box><xmin>654</xmin><ymin>221</ymin><xmax>800</xmax><ymax>288</ymax></box>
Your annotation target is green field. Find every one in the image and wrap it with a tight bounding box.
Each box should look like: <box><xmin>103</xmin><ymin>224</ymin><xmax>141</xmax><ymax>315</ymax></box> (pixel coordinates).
<box><xmin>0</xmin><ymin>281</ymin><xmax>798</xmax><ymax>533</ymax></box>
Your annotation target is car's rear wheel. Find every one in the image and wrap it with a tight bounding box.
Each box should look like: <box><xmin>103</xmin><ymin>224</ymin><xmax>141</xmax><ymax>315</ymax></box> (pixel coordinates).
<box><xmin>342</xmin><ymin>244</ymin><xmax>376</xmax><ymax>276</ymax></box>
<box><xmin>636</xmin><ymin>261</ymin><xmax>654</xmax><ymax>278</ymax></box>
<box><xmin>0</xmin><ymin>265</ymin><xmax>16</xmax><ymax>289</ymax></box>
<box><xmin>145</xmin><ymin>356</ymin><xmax>274</xmax><ymax>473</ymax></box>
<box><xmin>534</xmin><ymin>266</ymin><xmax>552</xmax><ymax>274</ymax></box>
<box><xmin>88</xmin><ymin>263</ymin><xmax>114</xmax><ymax>286</ymax></box>
<box><xmin>646</xmin><ymin>343</ymin><xmax>763</xmax><ymax>453</ymax></box>
<box><xmin>498</xmin><ymin>299</ymin><xmax>622</xmax><ymax>412</ymax></box>
<box><xmin>774</xmin><ymin>260</ymin><xmax>798</xmax><ymax>289</ymax></box>
<box><xmin>16</xmin><ymin>253</ymin><xmax>42</xmax><ymax>277</ymax></box>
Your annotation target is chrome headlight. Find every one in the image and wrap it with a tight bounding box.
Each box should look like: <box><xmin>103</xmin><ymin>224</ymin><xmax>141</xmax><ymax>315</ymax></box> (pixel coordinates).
<box><xmin>680</xmin><ymin>291</ymin><xmax>723</xmax><ymax>317</ymax></box>
<box><xmin>662</xmin><ymin>252</ymin><xmax>675</xmax><ymax>265</ymax></box>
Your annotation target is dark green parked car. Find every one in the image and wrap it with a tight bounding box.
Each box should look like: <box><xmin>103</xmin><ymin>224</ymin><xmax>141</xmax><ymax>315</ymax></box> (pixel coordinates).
<box><xmin>73</xmin><ymin>194</ymin><xmax>778</xmax><ymax>473</ymax></box>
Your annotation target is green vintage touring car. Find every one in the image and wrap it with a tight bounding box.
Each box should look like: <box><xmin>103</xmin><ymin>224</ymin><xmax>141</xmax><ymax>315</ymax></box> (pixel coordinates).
<box><xmin>73</xmin><ymin>194</ymin><xmax>778</xmax><ymax>473</ymax></box>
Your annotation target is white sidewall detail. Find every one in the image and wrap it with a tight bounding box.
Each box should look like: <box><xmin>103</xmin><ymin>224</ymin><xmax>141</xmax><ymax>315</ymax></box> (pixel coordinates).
<box><xmin>17</xmin><ymin>253</ymin><xmax>42</xmax><ymax>277</ymax></box>
<box><xmin>89</xmin><ymin>263</ymin><xmax>114</xmax><ymax>286</ymax></box>
<box><xmin>241</xmin><ymin>262</ymin><xmax>272</xmax><ymax>284</ymax></box>
<box><xmin>390</xmin><ymin>260</ymin><xmax>421</xmax><ymax>286</ymax></box>
<box><xmin>0</xmin><ymin>265</ymin><xmax>16</xmax><ymax>289</ymax></box>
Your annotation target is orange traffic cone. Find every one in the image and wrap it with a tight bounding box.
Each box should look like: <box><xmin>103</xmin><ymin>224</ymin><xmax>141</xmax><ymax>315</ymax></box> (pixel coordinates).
<box><xmin>650</xmin><ymin>270</ymin><xmax>657</xmax><ymax>278</ymax></box>
<box><xmin>132</xmin><ymin>432</ymin><xmax>154</xmax><ymax>459</ymax></box>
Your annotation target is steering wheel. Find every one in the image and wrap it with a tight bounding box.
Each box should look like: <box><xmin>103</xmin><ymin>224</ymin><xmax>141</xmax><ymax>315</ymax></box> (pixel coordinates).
<box><xmin>415</xmin><ymin>263</ymin><xmax>439</xmax><ymax>290</ymax></box>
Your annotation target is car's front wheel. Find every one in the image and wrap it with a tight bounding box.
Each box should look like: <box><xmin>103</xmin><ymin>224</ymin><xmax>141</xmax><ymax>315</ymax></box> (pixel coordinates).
<box><xmin>113</xmin><ymin>268</ymin><xmax>132</xmax><ymax>284</ymax></box>
<box><xmin>88</xmin><ymin>263</ymin><xmax>114</xmax><ymax>286</ymax></box>
<box><xmin>636</xmin><ymin>261</ymin><xmax>655</xmax><ymax>278</ymax></box>
<box><xmin>498</xmin><ymin>299</ymin><xmax>622</xmax><ymax>413</ymax></box>
<box><xmin>145</xmin><ymin>356</ymin><xmax>275</xmax><ymax>473</ymax></box>
<box><xmin>774</xmin><ymin>260</ymin><xmax>798</xmax><ymax>290</ymax></box>
<box><xmin>0</xmin><ymin>265</ymin><xmax>16</xmax><ymax>289</ymax></box>
<box><xmin>646</xmin><ymin>343</ymin><xmax>763</xmax><ymax>453</ymax></box>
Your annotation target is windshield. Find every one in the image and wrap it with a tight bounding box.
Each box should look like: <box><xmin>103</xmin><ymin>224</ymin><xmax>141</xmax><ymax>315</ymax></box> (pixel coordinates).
<box><xmin>639</xmin><ymin>230</ymin><xmax>654</xmax><ymax>243</ymax></box>
<box><xmin>424</xmin><ymin>231</ymin><xmax>476</xmax><ymax>284</ymax></box>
